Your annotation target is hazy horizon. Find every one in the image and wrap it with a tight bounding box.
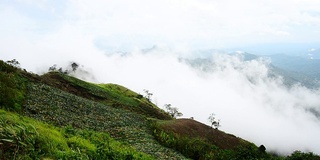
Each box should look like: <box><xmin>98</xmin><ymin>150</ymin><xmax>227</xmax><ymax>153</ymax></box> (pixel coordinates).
<box><xmin>1</xmin><ymin>0</ymin><xmax>320</xmax><ymax>155</ymax></box>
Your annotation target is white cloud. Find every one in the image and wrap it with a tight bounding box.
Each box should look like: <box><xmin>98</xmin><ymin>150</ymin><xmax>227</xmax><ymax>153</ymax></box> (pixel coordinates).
<box><xmin>78</xmin><ymin>48</ymin><xmax>320</xmax><ymax>155</ymax></box>
<box><xmin>1</xmin><ymin>0</ymin><xmax>320</xmax><ymax>50</ymax></box>
<box><xmin>1</xmin><ymin>0</ymin><xmax>320</xmax><ymax>155</ymax></box>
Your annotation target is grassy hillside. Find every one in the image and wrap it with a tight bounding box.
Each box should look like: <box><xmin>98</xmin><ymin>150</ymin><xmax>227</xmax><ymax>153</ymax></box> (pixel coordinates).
<box><xmin>0</xmin><ymin>60</ymin><xmax>186</xmax><ymax>159</ymax></box>
<box><xmin>1</xmin><ymin>59</ymin><xmax>320</xmax><ymax>160</ymax></box>
<box><xmin>40</xmin><ymin>72</ymin><xmax>172</xmax><ymax>120</ymax></box>
<box><xmin>0</xmin><ymin>110</ymin><xmax>153</xmax><ymax>159</ymax></box>
<box><xmin>22</xmin><ymin>82</ymin><xmax>186</xmax><ymax>159</ymax></box>
<box><xmin>152</xmin><ymin>119</ymin><xmax>272</xmax><ymax>160</ymax></box>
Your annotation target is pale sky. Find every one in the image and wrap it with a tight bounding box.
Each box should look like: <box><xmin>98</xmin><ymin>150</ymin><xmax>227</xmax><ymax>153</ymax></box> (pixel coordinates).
<box><xmin>1</xmin><ymin>0</ymin><xmax>320</xmax><ymax>53</ymax></box>
<box><xmin>1</xmin><ymin>1</ymin><xmax>320</xmax><ymax>154</ymax></box>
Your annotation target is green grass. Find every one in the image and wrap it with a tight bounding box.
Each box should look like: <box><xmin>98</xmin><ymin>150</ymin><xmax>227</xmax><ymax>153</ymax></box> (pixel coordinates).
<box><xmin>0</xmin><ymin>60</ymin><xmax>28</xmax><ymax>111</ymax></box>
<box><xmin>41</xmin><ymin>72</ymin><xmax>172</xmax><ymax>120</ymax></box>
<box><xmin>2</xmin><ymin>59</ymin><xmax>320</xmax><ymax>160</ymax></box>
<box><xmin>0</xmin><ymin>110</ymin><xmax>153</xmax><ymax>159</ymax></box>
<box><xmin>151</xmin><ymin>119</ymin><xmax>291</xmax><ymax>160</ymax></box>
<box><xmin>22</xmin><ymin>82</ymin><xmax>187</xmax><ymax>159</ymax></box>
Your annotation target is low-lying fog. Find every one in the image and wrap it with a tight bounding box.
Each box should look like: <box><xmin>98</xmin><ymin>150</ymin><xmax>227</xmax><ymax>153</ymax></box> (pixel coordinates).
<box><xmin>1</xmin><ymin>0</ymin><xmax>320</xmax><ymax>156</ymax></box>
<box><xmin>2</xmin><ymin>46</ymin><xmax>320</xmax><ymax>155</ymax></box>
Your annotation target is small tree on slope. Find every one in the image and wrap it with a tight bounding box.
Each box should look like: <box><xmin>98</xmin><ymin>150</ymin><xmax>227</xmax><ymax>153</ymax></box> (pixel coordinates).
<box><xmin>164</xmin><ymin>104</ymin><xmax>183</xmax><ymax>118</ymax></box>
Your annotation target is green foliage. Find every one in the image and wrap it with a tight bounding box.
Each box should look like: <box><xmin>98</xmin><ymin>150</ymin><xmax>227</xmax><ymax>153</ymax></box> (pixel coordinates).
<box><xmin>0</xmin><ymin>115</ymin><xmax>38</xmax><ymax>159</ymax></box>
<box><xmin>286</xmin><ymin>151</ymin><xmax>320</xmax><ymax>160</ymax></box>
<box><xmin>0</xmin><ymin>59</ymin><xmax>18</xmax><ymax>73</ymax></box>
<box><xmin>41</xmin><ymin>72</ymin><xmax>171</xmax><ymax>120</ymax></box>
<box><xmin>23</xmin><ymin>82</ymin><xmax>186</xmax><ymax>159</ymax></box>
<box><xmin>97</xmin><ymin>84</ymin><xmax>170</xmax><ymax>120</ymax></box>
<box><xmin>35</xmin><ymin>123</ymin><xmax>71</xmax><ymax>157</ymax></box>
<box><xmin>98</xmin><ymin>83</ymin><xmax>142</xmax><ymax>107</ymax></box>
<box><xmin>153</xmin><ymin>126</ymin><xmax>217</xmax><ymax>159</ymax></box>
<box><xmin>152</xmin><ymin>121</ymin><xmax>277</xmax><ymax>160</ymax></box>
<box><xmin>68</xmin><ymin>136</ymin><xmax>96</xmax><ymax>152</ymax></box>
<box><xmin>6</xmin><ymin>59</ymin><xmax>20</xmax><ymax>68</ymax></box>
<box><xmin>0</xmin><ymin>110</ymin><xmax>153</xmax><ymax>159</ymax></box>
<box><xmin>231</xmin><ymin>142</ymin><xmax>271</xmax><ymax>160</ymax></box>
<box><xmin>143</xmin><ymin>89</ymin><xmax>153</xmax><ymax>102</ymax></box>
<box><xmin>0</xmin><ymin>60</ymin><xmax>28</xmax><ymax>111</ymax></box>
<box><xmin>3</xmin><ymin>59</ymin><xmax>319</xmax><ymax>160</ymax></box>
<box><xmin>164</xmin><ymin>104</ymin><xmax>183</xmax><ymax>118</ymax></box>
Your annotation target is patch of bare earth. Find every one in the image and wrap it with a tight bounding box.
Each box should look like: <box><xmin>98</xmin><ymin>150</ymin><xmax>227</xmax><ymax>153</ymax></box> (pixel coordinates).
<box><xmin>160</xmin><ymin>118</ymin><xmax>244</xmax><ymax>149</ymax></box>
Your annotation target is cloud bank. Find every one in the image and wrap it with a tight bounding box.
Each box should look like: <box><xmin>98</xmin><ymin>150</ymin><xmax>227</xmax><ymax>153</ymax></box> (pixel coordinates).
<box><xmin>12</xmin><ymin>41</ymin><xmax>318</xmax><ymax>155</ymax></box>
<box><xmin>1</xmin><ymin>0</ymin><xmax>320</xmax><ymax>155</ymax></box>
<box><xmin>56</xmin><ymin>47</ymin><xmax>319</xmax><ymax>155</ymax></box>
<box><xmin>1</xmin><ymin>26</ymin><xmax>320</xmax><ymax>154</ymax></box>
<box><xmin>94</xmin><ymin>49</ymin><xmax>320</xmax><ymax>155</ymax></box>
<box><xmin>1</xmin><ymin>0</ymin><xmax>320</xmax><ymax>50</ymax></box>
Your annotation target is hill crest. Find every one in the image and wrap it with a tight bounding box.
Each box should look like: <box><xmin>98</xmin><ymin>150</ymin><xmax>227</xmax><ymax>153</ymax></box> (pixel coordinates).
<box><xmin>1</xmin><ymin>59</ymin><xmax>319</xmax><ymax>159</ymax></box>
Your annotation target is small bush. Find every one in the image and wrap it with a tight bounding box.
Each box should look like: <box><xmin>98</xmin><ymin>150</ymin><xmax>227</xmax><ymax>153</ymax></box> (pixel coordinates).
<box><xmin>153</xmin><ymin>128</ymin><xmax>217</xmax><ymax>159</ymax></box>
<box><xmin>0</xmin><ymin>116</ymin><xmax>38</xmax><ymax>159</ymax></box>
<box><xmin>67</xmin><ymin>136</ymin><xmax>96</xmax><ymax>155</ymax></box>
<box><xmin>286</xmin><ymin>151</ymin><xmax>320</xmax><ymax>160</ymax></box>
<box><xmin>0</xmin><ymin>60</ymin><xmax>28</xmax><ymax>111</ymax></box>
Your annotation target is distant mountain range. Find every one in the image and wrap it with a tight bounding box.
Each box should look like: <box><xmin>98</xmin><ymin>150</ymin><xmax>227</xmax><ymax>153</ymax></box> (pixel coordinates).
<box><xmin>266</xmin><ymin>54</ymin><xmax>320</xmax><ymax>79</ymax></box>
<box><xmin>186</xmin><ymin>51</ymin><xmax>320</xmax><ymax>89</ymax></box>
<box><xmin>227</xmin><ymin>44</ymin><xmax>320</xmax><ymax>86</ymax></box>
<box><xmin>239</xmin><ymin>52</ymin><xmax>320</xmax><ymax>89</ymax></box>
<box><xmin>0</xmin><ymin>59</ymin><xmax>272</xmax><ymax>159</ymax></box>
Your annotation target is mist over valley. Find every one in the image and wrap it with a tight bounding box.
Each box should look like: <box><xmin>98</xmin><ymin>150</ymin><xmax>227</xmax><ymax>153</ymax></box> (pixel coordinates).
<box><xmin>1</xmin><ymin>0</ymin><xmax>320</xmax><ymax>158</ymax></box>
<box><xmin>23</xmin><ymin>47</ymin><xmax>320</xmax><ymax>155</ymax></box>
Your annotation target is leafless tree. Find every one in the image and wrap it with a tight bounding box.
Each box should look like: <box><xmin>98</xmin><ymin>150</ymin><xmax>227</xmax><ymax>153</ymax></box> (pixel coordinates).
<box><xmin>164</xmin><ymin>104</ymin><xmax>183</xmax><ymax>118</ymax></box>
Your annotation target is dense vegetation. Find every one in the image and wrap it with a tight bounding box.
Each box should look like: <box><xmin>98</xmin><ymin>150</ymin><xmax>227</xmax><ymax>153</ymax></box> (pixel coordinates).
<box><xmin>152</xmin><ymin>119</ymin><xmax>273</xmax><ymax>160</ymax></box>
<box><xmin>0</xmin><ymin>60</ymin><xmax>27</xmax><ymax>112</ymax></box>
<box><xmin>0</xmin><ymin>60</ymin><xmax>185</xmax><ymax>159</ymax></box>
<box><xmin>1</xmin><ymin>59</ymin><xmax>320</xmax><ymax>159</ymax></box>
<box><xmin>40</xmin><ymin>72</ymin><xmax>172</xmax><ymax>120</ymax></box>
<box><xmin>0</xmin><ymin>110</ymin><xmax>152</xmax><ymax>159</ymax></box>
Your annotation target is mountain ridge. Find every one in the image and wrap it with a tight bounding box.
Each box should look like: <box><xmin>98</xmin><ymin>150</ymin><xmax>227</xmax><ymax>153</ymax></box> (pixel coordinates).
<box><xmin>1</xmin><ymin>59</ymin><xmax>319</xmax><ymax>159</ymax></box>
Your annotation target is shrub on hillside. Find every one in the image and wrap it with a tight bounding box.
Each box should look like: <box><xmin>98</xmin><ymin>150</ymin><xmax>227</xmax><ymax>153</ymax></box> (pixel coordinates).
<box><xmin>286</xmin><ymin>151</ymin><xmax>320</xmax><ymax>160</ymax></box>
<box><xmin>0</xmin><ymin>60</ymin><xmax>27</xmax><ymax>111</ymax></box>
<box><xmin>153</xmin><ymin>129</ymin><xmax>215</xmax><ymax>159</ymax></box>
<box><xmin>164</xmin><ymin>104</ymin><xmax>183</xmax><ymax>118</ymax></box>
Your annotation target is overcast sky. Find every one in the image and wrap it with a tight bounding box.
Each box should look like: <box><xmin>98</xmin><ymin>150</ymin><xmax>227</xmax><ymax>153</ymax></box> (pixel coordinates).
<box><xmin>1</xmin><ymin>0</ymin><xmax>320</xmax><ymax>54</ymax></box>
<box><xmin>1</xmin><ymin>1</ymin><xmax>320</xmax><ymax>155</ymax></box>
